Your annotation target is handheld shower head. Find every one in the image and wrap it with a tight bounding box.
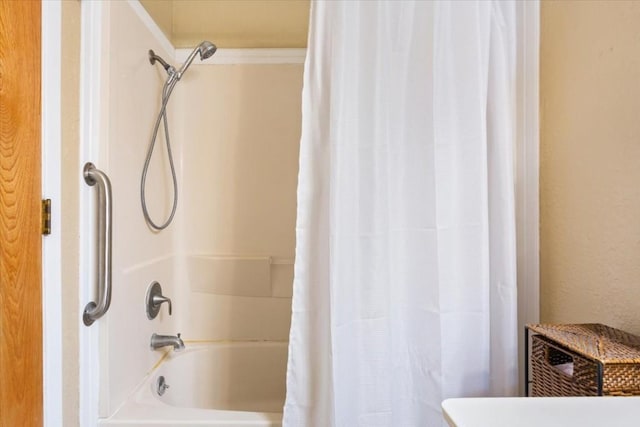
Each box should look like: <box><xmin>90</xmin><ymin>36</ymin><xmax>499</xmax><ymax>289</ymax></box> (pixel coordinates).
<box><xmin>177</xmin><ymin>40</ymin><xmax>217</xmax><ymax>79</ymax></box>
<box><xmin>142</xmin><ymin>40</ymin><xmax>218</xmax><ymax>231</ymax></box>
<box><xmin>198</xmin><ymin>41</ymin><xmax>217</xmax><ymax>60</ymax></box>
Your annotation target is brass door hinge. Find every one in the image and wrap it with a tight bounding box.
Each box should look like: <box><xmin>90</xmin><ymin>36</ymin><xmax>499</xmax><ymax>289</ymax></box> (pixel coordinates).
<box><xmin>42</xmin><ymin>199</ymin><xmax>51</xmax><ymax>235</ymax></box>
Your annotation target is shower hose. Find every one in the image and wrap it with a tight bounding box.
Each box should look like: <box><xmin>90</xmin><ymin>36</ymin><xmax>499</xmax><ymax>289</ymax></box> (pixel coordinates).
<box><xmin>140</xmin><ymin>75</ymin><xmax>179</xmax><ymax>231</ymax></box>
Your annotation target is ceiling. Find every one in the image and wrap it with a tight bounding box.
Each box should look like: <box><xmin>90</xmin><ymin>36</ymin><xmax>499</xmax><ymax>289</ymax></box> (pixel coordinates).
<box><xmin>140</xmin><ymin>0</ymin><xmax>310</xmax><ymax>48</ymax></box>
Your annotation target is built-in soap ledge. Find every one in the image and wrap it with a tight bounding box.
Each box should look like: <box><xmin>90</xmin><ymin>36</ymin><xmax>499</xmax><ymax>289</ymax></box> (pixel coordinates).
<box><xmin>187</xmin><ymin>255</ymin><xmax>294</xmax><ymax>298</ymax></box>
<box><xmin>270</xmin><ymin>258</ymin><xmax>294</xmax><ymax>298</ymax></box>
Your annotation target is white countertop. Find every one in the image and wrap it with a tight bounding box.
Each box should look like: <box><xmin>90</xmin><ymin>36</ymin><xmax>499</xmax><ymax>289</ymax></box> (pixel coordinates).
<box><xmin>442</xmin><ymin>397</ymin><xmax>640</xmax><ymax>427</ymax></box>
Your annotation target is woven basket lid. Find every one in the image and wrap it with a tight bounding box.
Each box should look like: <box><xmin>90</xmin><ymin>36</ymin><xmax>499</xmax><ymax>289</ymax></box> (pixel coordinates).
<box><xmin>527</xmin><ymin>323</ymin><xmax>640</xmax><ymax>364</ymax></box>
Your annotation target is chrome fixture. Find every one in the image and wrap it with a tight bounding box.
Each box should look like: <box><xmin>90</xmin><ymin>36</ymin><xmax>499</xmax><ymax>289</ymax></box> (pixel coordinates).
<box><xmin>156</xmin><ymin>376</ymin><xmax>170</xmax><ymax>396</ymax></box>
<box><xmin>145</xmin><ymin>281</ymin><xmax>172</xmax><ymax>319</ymax></box>
<box><xmin>176</xmin><ymin>41</ymin><xmax>217</xmax><ymax>81</ymax></box>
<box><xmin>141</xmin><ymin>40</ymin><xmax>217</xmax><ymax>231</ymax></box>
<box><xmin>83</xmin><ymin>162</ymin><xmax>113</xmax><ymax>326</ymax></box>
<box><xmin>148</xmin><ymin>41</ymin><xmax>217</xmax><ymax>83</ymax></box>
<box><xmin>150</xmin><ymin>333</ymin><xmax>185</xmax><ymax>351</ymax></box>
<box><xmin>148</xmin><ymin>50</ymin><xmax>174</xmax><ymax>74</ymax></box>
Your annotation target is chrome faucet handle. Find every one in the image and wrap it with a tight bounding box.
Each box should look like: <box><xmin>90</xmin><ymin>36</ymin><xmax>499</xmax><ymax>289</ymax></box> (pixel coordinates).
<box><xmin>145</xmin><ymin>281</ymin><xmax>172</xmax><ymax>319</ymax></box>
<box><xmin>152</xmin><ymin>294</ymin><xmax>172</xmax><ymax>316</ymax></box>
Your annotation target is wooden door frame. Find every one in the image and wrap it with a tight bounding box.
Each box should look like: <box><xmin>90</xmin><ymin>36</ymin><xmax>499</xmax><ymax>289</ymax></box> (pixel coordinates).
<box><xmin>0</xmin><ymin>0</ymin><xmax>55</xmax><ymax>424</ymax></box>
<box><xmin>42</xmin><ymin>1</ymin><xmax>63</xmax><ymax>425</ymax></box>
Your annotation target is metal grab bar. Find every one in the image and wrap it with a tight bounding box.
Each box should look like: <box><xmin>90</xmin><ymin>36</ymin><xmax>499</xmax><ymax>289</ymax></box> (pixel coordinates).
<box><xmin>83</xmin><ymin>162</ymin><xmax>113</xmax><ymax>326</ymax></box>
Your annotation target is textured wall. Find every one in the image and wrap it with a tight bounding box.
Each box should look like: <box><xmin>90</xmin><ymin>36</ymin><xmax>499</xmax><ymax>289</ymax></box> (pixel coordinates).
<box><xmin>61</xmin><ymin>0</ymin><xmax>81</xmax><ymax>425</ymax></box>
<box><xmin>540</xmin><ymin>1</ymin><xmax>640</xmax><ymax>334</ymax></box>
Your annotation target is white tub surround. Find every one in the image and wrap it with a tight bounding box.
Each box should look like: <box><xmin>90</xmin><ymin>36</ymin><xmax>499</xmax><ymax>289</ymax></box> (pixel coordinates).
<box><xmin>100</xmin><ymin>342</ymin><xmax>287</xmax><ymax>426</ymax></box>
<box><xmin>442</xmin><ymin>397</ymin><xmax>640</xmax><ymax>427</ymax></box>
<box><xmin>80</xmin><ymin>0</ymin><xmax>302</xmax><ymax>424</ymax></box>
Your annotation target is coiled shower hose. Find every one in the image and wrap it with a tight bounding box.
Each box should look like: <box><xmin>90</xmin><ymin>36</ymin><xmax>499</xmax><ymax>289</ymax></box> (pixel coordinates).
<box><xmin>140</xmin><ymin>75</ymin><xmax>179</xmax><ymax>230</ymax></box>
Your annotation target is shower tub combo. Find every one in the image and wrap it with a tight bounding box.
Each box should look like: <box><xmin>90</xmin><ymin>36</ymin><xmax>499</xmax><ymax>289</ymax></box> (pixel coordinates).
<box><xmin>83</xmin><ymin>0</ymin><xmax>298</xmax><ymax>422</ymax></box>
<box><xmin>94</xmin><ymin>35</ymin><xmax>292</xmax><ymax>425</ymax></box>
<box><xmin>97</xmin><ymin>39</ymin><xmax>290</xmax><ymax>426</ymax></box>
<box><xmin>100</xmin><ymin>341</ymin><xmax>287</xmax><ymax>426</ymax></box>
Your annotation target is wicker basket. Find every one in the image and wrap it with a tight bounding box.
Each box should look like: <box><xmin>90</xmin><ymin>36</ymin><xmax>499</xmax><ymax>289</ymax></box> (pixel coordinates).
<box><xmin>527</xmin><ymin>324</ymin><xmax>640</xmax><ymax>397</ymax></box>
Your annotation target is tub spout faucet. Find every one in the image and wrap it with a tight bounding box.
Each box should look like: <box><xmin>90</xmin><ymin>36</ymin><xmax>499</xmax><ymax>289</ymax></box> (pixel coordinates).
<box><xmin>150</xmin><ymin>333</ymin><xmax>185</xmax><ymax>351</ymax></box>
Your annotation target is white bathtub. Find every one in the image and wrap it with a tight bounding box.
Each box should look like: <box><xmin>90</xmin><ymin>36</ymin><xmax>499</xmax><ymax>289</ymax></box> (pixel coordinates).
<box><xmin>100</xmin><ymin>342</ymin><xmax>287</xmax><ymax>426</ymax></box>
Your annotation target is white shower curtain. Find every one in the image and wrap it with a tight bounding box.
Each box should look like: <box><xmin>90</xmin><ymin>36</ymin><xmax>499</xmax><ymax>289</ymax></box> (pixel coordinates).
<box><xmin>284</xmin><ymin>1</ymin><xmax>518</xmax><ymax>426</ymax></box>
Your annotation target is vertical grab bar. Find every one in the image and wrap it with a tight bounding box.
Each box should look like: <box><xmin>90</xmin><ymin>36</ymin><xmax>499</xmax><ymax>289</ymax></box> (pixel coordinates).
<box><xmin>83</xmin><ymin>162</ymin><xmax>113</xmax><ymax>326</ymax></box>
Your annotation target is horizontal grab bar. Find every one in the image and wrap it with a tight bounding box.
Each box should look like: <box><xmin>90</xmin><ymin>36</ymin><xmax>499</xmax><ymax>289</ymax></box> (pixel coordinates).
<box><xmin>83</xmin><ymin>162</ymin><xmax>113</xmax><ymax>326</ymax></box>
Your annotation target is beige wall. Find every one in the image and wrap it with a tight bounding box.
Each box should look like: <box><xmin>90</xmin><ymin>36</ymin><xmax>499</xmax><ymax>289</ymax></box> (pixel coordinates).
<box><xmin>61</xmin><ymin>1</ymin><xmax>81</xmax><ymax>426</ymax></box>
<box><xmin>140</xmin><ymin>0</ymin><xmax>310</xmax><ymax>48</ymax></box>
<box><xmin>540</xmin><ymin>1</ymin><xmax>640</xmax><ymax>334</ymax></box>
<box><xmin>138</xmin><ymin>0</ymin><xmax>172</xmax><ymax>40</ymax></box>
<box><xmin>141</xmin><ymin>0</ymin><xmax>310</xmax><ymax>48</ymax></box>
